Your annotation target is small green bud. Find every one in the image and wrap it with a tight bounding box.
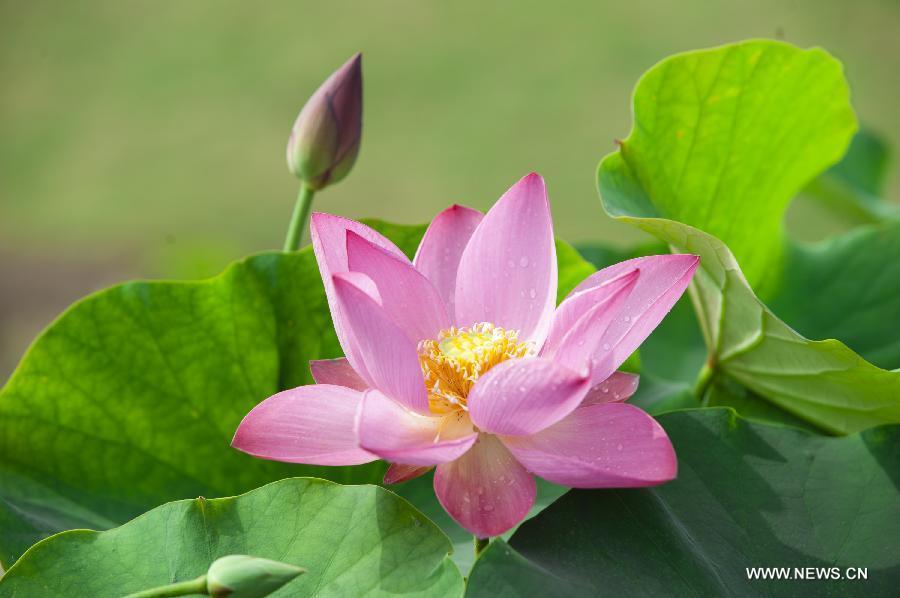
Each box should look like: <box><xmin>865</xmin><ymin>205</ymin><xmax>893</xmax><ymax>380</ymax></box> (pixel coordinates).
<box><xmin>206</xmin><ymin>555</ymin><xmax>305</xmax><ymax>597</ymax></box>
<box><xmin>286</xmin><ymin>53</ymin><xmax>362</xmax><ymax>190</ymax></box>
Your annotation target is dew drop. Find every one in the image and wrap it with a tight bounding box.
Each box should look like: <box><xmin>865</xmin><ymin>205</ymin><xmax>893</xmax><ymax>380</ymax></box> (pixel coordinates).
<box><xmin>602</xmin><ymin>343</ymin><xmax>611</xmax><ymax>351</ymax></box>
<box><xmin>529</xmin><ymin>288</ymin><xmax>537</xmax><ymax>299</ymax></box>
<box><xmin>507</xmin><ymin>259</ymin><xmax>515</xmax><ymax>268</ymax></box>
<box><xmin>482</xmin><ymin>504</ymin><xmax>495</xmax><ymax>513</ymax></box>
<box><xmin>519</xmin><ymin>256</ymin><xmax>530</xmax><ymax>267</ymax></box>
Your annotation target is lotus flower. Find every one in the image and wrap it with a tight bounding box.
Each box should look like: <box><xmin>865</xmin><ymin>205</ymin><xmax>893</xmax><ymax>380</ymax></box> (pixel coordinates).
<box><xmin>233</xmin><ymin>173</ymin><xmax>698</xmax><ymax>538</ymax></box>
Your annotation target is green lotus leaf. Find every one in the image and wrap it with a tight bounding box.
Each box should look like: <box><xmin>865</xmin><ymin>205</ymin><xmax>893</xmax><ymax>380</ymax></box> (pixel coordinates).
<box><xmin>0</xmin><ymin>478</ymin><xmax>463</xmax><ymax>597</ymax></box>
<box><xmin>599</xmin><ymin>39</ymin><xmax>856</xmax><ymax>294</ymax></box>
<box><xmin>597</xmin><ymin>40</ymin><xmax>900</xmax><ymax>432</ymax></box>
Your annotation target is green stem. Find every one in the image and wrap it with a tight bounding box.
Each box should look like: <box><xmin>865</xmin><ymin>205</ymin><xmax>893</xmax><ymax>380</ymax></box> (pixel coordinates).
<box><xmin>474</xmin><ymin>536</ymin><xmax>490</xmax><ymax>558</ymax></box>
<box><xmin>123</xmin><ymin>575</ymin><xmax>208</xmax><ymax>598</ymax></box>
<box><xmin>283</xmin><ymin>184</ymin><xmax>316</xmax><ymax>251</ymax></box>
<box><xmin>694</xmin><ymin>362</ymin><xmax>715</xmax><ymax>404</ymax></box>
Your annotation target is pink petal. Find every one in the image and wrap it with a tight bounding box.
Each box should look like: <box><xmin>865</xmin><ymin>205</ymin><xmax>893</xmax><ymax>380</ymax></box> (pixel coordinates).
<box><xmin>434</xmin><ymin>434</ymin><xmax>536</xmax><ymax>538</ymax></box>
<box><xmin>383</xmin><ymin>463</ymin><xmax>434</xmax><ymax>485</ymax></box>
<box><xmin>581</xmin><ymin>371</ymin><xmax>639</xmax><ymax>406</ymax></box>
<box><xmin>309</xmin><ymin>358</ymin><xmax>368</xmax><ymax>392</ymax></box>
<box><xmin>310</xmin><ymin>212</ymin><xmax>408</xmax><ymax>369</ymax></box>
<box><xmin>333</xmin><ymin>274</ymin><xmax>429</xmax><ymax>414</ymax></box>
<box><xmin>346</xmin><ymin>230</ymin><xmax>450</xmax><ymax>342</ymax></box>
<box><xmin>320</xmin><ymin>274</ymin><xmax>382</xmax><ymax>385</ymax></box>
<box><xmin>569</xmin><ymin>255</ymin><xmax>699</xmax><ymax>381</ymax></box>
<box><xmin>356</xmin><ymin>390</ymin><xmax>477</xmax><ymax>465</ymax></box>
<box><xmin>333</xmin><ymin>270</ymin><xmax>380</xmax><ymax>301</ymax></box>
<box><xmin>502</xmin><ymin>403</ymin><xmax>676</xmax><ymax>488</ymax></box>
<box><xmin>542</xmin><ymin>270</ymin><xmax>639</xmax><ymax>380</ymax></box>
<box><xmin>413</xmin><ymin>204</ymin><xmax>484</xmax><ymax>317</ymax></box>
<box><xmin>454</xmin><ymin>173</ymin><xmax>557</xmax><ymax>343</ymax></box>
<box><xmin>310</xmin><ymin>212</ymin><xmax>408</xmax><ymax>273</ymax></box>
<box><xmin>232</xmin><ymin>384</ymin><xmax>376</xmax><ymax>466</ymax></box>
<box><xmin>467</xmin><ymin>357</ymin><xmax>589</xmax><ymax>436</ymax></box>
<box><xmin>542</xmin><ymin>269</ymin><xmax>639</xmax><ymax>356</ymax></box>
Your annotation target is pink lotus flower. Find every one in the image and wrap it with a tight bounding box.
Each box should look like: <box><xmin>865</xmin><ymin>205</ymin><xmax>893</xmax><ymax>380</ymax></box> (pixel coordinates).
<box><xmin>233</xmin><ymin>173</ymin><xmax>698</xmax><ymax>538</ymax></box>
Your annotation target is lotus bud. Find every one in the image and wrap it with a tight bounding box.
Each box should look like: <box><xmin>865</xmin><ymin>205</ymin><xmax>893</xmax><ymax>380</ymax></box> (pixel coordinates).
<box><xmin>206</xmin><ymin>555</ymin><xmax>305</xmax><ymax>597</ymax></box>
<box><xmin>286</xmin><ymin>53</ymin><xmax>362</xmax><ymax>190</ymax></box>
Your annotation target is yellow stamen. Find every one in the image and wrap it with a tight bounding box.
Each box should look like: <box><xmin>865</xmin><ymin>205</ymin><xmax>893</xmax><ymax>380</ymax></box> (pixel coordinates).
<box><xmin>418</xmin><ymin>323</ymin><xmax>531</xmax><ymax>415</ymax></box>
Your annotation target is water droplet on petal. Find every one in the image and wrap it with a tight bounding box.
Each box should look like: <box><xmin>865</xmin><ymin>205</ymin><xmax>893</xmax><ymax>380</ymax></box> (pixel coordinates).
<box><xmin>507</xmin><ymin>259</ymin><xmax>515</xmax><ymax>268</ymax></box>
<box><xmin>529</xmin><ymin>288</ymin><xmax>537</xmax><ymax>299</ymax></box>
<box><xmin>519</xmin><ymin>256</ymin><xmax>529</xmax><ymax>267</ymax></box>
<box><xmin>602</xmin><ymin>343</ymin><xmax>611</xmax><ymax>351</ymax></box>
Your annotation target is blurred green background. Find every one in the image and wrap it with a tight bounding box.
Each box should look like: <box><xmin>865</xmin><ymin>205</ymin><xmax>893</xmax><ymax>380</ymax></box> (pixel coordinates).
<box><xmin>2</xmin><ymin>0</ymin><xmax>899</xmax><ymax>379</ymax></box>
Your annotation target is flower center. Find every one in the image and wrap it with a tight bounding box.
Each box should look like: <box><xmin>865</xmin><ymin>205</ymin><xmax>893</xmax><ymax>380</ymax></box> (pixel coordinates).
<box><xmin>418</xmin><ymin>323</ymin><xmax>531</xmax><ymax>415</ymax></box>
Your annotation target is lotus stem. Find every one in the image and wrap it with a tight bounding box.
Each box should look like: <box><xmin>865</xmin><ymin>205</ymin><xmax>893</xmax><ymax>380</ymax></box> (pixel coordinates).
<box><xmin>694</xmin><ymin>362</ymin><xmax>715</xmax><ymax>403</ymax></box>
<box><xmin>283</xmin><ymin>184</ymin><xmax>316</xmax><ymax>251</ymax></box>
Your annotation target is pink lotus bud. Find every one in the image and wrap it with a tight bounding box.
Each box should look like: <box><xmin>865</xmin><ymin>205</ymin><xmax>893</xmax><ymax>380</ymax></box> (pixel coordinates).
<box><xmin>286</xmin><ymin>53</ymin><xmax>362</xmax><ymax>190</ymax></box>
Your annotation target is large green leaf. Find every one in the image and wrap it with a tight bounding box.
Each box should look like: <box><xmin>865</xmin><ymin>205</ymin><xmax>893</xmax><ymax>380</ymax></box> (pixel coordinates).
<box><xmin>0</xmin><ymin>248</ymin><xmax>367</xmax><ymax>568</ymax></box>
<box><xmin>597</xmin><ymin>40</ymin><xmax>900</xmax><ymax>432</ymax></box>
<box><xmin>0</xmin><ymin>222</ymin><xmax>595</xmax><ymax>566</ymax></box>
<box><xmin>601</xmin><ymin>39</ymin><xmax>856</xmax><ymax>293</ymax></box>
<box><xmin>466</xmin><ymin>408</ymin><xmax>900</xmax><ymax>597</ymax></box>
<box><xmin>0</xmin><ymin>478</ymin><xmax>464</xmax><ymax>597</ymax></box>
